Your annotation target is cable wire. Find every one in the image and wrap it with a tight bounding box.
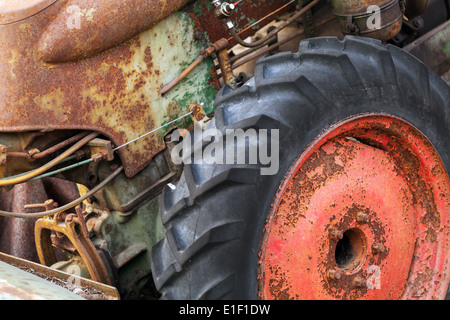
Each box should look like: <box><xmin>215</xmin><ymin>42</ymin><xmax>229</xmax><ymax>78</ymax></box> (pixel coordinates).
<box><xmin>0</xmin><ymin>165</ymin><xmax>124</xmax><ymax>219</ymax></box>
<box><xmin>0</xmin><ymin>111</ymin><xmax>192</xmax><ymax>217</ymax></box>
<box><xmin>113</xmin><ymin>111</ymin><xmax>193</xmax><ymax>151</ymax></box>
<box><xmin>0</xmin><ymin>132</ymin><xmax>99</xmax><ymax>187</ymax></box>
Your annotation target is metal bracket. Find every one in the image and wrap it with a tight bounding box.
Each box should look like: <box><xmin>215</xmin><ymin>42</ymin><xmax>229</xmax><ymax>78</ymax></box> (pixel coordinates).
<box><xmin>86</xmin><ymin>138</ymin><xmax>114</xmax><ymax>162</ymax></box>
<box><xmin>34</xmin><ymin>207</ymin><xmax>112</xmax><ymax>285</ymax></box>
<box><xmin>189</xmin><ymin>104</ymin><xmax>211</xmax><ymax>130</ymax></box>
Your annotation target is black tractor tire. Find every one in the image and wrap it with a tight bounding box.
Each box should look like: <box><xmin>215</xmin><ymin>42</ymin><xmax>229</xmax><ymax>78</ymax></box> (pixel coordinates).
<box><xmin>151</xmin><ymin>36</ymin><xmax>450</xmax><ymax>299</ymax></box>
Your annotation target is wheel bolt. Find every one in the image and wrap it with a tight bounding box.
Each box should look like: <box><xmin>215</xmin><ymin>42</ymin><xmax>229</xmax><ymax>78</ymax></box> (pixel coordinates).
<box><xmin>372</xmin><ymin>242</ymin><xmax>386</xmax><ymax>254</ymax></box>
<box><xmin>356</xmin><ymin>212</ymin><xmax>369</xmax><ymax>223</ymax></box>
<box><xmin>327</xmin><ymin>269</ymin><xmax>341</xmax><ymax>281</ymax></box>
<box><xmin>352</xmin><ymin>276</ymin><xmax>366</xmax><ymax>289</ymax></box>
<box><xmin>329</xmin><ymin>228</ymin><xmax>343</xmax><ymax>240</ymax></box>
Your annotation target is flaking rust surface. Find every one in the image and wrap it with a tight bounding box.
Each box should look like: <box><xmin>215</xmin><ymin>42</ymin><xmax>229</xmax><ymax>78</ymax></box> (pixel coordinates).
<box><xmin>259</xmin><ymin>116</ymin><xmax>450</xmax><ymax>300</ymax></box>
<box><xmin>0</xmin><ymin>1</ymin><xmax>217</xmax><ymax>178</ymax></box>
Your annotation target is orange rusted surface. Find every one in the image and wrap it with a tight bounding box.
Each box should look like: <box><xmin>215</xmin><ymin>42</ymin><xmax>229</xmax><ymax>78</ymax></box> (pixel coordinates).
<box><xmin>0</xmin><ymin>0</ymin><xmax>217</xmax><ymax>178</ymax></box>
<box><xmin>0</xmin><ymin>0</ymin><xmax>58</xmax><ymax>24</ymax></box>
<box><xmin>36</xmin><ymin>0</ymin><xmax>191</xmax><ymax>63</ymax></box>
<box><xmin>259</xmin><ymin>115</ymin><xmax>450</xmax><ymax>299</ymax></box>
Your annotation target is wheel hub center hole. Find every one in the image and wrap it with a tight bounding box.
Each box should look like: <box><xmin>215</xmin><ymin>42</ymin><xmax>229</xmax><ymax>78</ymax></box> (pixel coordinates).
<box><xmin>334</xmin><ymin>228</ymin><xmax>366</xmax><ymax>271</ymax></box>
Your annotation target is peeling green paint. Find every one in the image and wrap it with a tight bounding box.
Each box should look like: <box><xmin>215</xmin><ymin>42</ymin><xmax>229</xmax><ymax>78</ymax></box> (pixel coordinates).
<box><xmin>154</xmin><ymin>11</ymin><xmax>218</xmax><ymax>139</ymax></box>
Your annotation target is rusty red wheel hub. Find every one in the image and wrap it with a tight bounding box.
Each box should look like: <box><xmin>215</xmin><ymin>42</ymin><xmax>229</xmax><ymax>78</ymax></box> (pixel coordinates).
<box><xmin>258</xmin><ymin>115</ymin><xmax>450</xmax><ymax>300</ymax></box>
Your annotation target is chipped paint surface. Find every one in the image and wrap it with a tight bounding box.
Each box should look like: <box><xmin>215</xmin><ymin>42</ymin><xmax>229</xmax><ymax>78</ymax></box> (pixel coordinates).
<box><xmin>0</xmin><ymin>261</ymin><xmax>84</xmax><ymax>300</ymax></box>
<box><xmin>0</xmin><ymin>1</ymin><xmax>218</xmax><ymax>178</ymax></box>
<box><xmin>259</xmin><ymin>115</ymin><xmax>450</xmax><ymax>300</ymax></box>
<box><xmin>37</xmin><ymin>0</ymin><xmax>192</xmax><ymax>63</ymax></box>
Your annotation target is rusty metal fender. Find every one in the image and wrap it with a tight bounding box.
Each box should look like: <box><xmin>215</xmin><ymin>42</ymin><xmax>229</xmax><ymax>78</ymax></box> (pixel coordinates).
<box><xmin>0</xmin><ymin>0</ymin><xmax>218</xmax><ymax>178</ymax></box>
<box><xmin>36</xmin><ymin>0</ymin><xmax>191</xmax><ymax>63</ymax></box>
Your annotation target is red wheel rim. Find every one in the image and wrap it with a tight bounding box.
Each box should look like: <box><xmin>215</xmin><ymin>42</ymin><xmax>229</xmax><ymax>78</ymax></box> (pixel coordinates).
<box><xmin>258</xmin><ymin>115</ymin><xmax>450</xmax><ymax>300</ymax></box>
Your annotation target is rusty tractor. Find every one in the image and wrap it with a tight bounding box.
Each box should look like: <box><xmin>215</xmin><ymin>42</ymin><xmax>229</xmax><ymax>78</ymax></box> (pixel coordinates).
<box><xmin>0</xmin><ymin>0</ymin><xmax>448</xmax><ymax>300</ymax></box>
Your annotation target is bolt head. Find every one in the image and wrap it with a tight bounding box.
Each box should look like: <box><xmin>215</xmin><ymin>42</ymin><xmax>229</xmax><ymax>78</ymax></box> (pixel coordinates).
<box><xmin>353</xmin><ymin>276</ymin><xmax>367</xmax><ymax>289</ymax></box>
<box><xmin>372</xmin><ymin>242</ymin><xmax>386</xmax><ymax>254</ymax></box>
<box><xmin>327</xmin><ymin>269</ymin><xmax>341</xmax><ymax>281</ymax></box>
<box><xmin>329</xmin><ymin>228</ymin><xmax>343</xmax><ymax>240</ymax></box>
<box><xmin>356</xmin><ymin>212</ymin><xmax>369</xmax><ymax>223</ymax></box>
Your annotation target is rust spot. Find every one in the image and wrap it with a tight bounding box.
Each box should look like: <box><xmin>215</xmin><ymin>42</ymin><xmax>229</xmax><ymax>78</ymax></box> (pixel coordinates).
<box><xmin>37</xmin><ymin>0</ymin><xmax>192</xmax><ymax>63</ymax></box>
<box><xmin>0</xmin><ymin>3</ymin><xmax>218</xmax><ymax>178</ymax></box>
<box><xmin>144</xmin><ymin>46</ymin><xmax>153</xmax><ymax>70</ymax></box>
<box><xmin>259</xmin><ymin>116</ymin><xmax>450</xmax><ymax>300</ymax></box>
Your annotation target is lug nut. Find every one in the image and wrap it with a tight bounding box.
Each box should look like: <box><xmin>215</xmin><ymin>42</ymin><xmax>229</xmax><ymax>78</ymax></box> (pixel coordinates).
<box><xmin>352</xmin><ymin>276</ymin><xmax>367</xmax><ymax>289</ymax></box>
<box><xmin>356</xmin><ymin>212</ymin><xmax>369</xmax><ymax>223</ymax></box>
<box><xmin>327</xmin><ymin>269</ymin><xmax>341</xmax><ymax>281</ymax></box>
<box><xmin>329</xmin><ymin>228</ymin><xmax>343</xmax><ymax>240</ymax></box>
<box><xmin>372</xmin><ymin>242</ymin><xmax>386</xmax><ymax>254</ymax></box>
